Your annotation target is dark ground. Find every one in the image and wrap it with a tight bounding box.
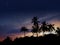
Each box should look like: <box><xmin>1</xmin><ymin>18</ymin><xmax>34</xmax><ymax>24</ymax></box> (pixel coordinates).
<box><xmin>0</xmin><ymin>34</ymin><xmax>60</xmax><ymax>45</ymax></box>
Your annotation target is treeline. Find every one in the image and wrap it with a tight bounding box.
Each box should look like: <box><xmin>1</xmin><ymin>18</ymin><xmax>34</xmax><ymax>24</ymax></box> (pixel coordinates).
<box><xmin>0</xmin><ymin>34</ymin><xmax>60</xmax><ymax>45</ymax></box>
<box><xmin>20</xmin><ymin>16</ymin><xmax>60</xmax><ymax>37</ymax></box>
<box><xmin>0</xmin><ymin>16</ymin><xmax>60</xmax><ymax>45</ymax></box>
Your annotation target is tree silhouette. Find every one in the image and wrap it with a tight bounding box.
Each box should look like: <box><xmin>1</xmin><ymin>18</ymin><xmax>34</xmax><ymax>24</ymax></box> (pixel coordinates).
<box><xmin>39</xmin><ymin>21</ymin><xmax>48</xmax><ymax>33</ymax></box>
<box><xmin>31</xmin><ymin>16</ymin><xmax>39</xmax><ymax>37</ymax></box>
<box><xmin>20</xmin><ymin>27</ymin><xmax>28</xmax><ymax>37</ymax></box>
<box><xmin>47</xmin><ymin>24</ymin><xmax>55</xmax><ymax>32</ymax></box>
<box><xmin>56</xmin><ymin>27</ymin><xmax>60</xmax><ymax>35</ymax></box>
<box><xmin>39</xmin><ymin>21</ymin><xmax>55</xmax><ymax>33</ymax></box>
<box><xmin>3</xmin><ymin>37</ymin><xmax>12</xmax><ymax>44</ymax></box>
<box><xmin>31</xmin><ymin>26</ymin><xmax>38</xmax><ymax>36</ymax></box>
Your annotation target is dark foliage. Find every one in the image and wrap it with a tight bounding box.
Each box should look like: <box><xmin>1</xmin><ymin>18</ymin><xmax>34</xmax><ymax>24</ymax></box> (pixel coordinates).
<box><xmin>0</xmin><ymin>34</ymin><xmax>60</xmax><ymax>45</ymax></box>
<box><xmin>31</xmin><ymin>16</ymin><xmax>40</xmax><ymax>37</ymax></box>
<box><xmin>39</xmin><ymin>21</ymin><xmax>48</xmax><ymax>32</ymax></box>
<box><xmin>20</xmin><ymin>26</ymin><xmax>28</xmax><ymax>37</ymax></box>
<box><xmin>56</xmin><ymin>27</ymin><xmax>60</xmax><ymax>35</ymax></box>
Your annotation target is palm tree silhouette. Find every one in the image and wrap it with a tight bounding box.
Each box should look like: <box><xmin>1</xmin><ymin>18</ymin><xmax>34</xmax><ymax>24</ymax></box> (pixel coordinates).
<box><xmin>39</xmin><ymin>21</ymin><xmax>48</xmax><ymax>33</ymax></box>
<box><xmin>20</xmin><ymin>27</ymin><xmax>28</xmax><ymax>37</ymax></box>
<box><xmin>32</xmin><ymin>16</ymin><xmax>39</xmax><ymax>37</ymax></box>
<box><xmin>47</xmin><ymin>24</ymin><xmax>55</xmax><ymax>32</ymax></box>
<box><xmin>31</xmin><ymin>26</ymin><xmax>38</xmax><ymax>36</ymax></box>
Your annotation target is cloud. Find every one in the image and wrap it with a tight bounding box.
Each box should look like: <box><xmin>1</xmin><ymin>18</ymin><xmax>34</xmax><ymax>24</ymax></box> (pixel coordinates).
<box><xmin>0</xmin><ymin>24</ymin><xmax>20</xmax><ymax>35</ymax></box>
<box><xmin>21</xmin><ymin>13</ymin><xmax>60</xmax><ymax>29</ymax></box>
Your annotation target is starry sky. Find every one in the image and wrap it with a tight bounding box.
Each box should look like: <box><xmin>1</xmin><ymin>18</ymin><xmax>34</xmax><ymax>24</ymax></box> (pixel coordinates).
<box><xmin>0</xmin><ymin>0</ymin><xmax>60</xmax><ymax>41</ymax></box>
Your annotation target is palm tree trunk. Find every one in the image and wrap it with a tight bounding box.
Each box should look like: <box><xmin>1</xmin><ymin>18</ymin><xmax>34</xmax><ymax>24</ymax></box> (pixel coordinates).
<box><xmin>36</xmin><ymin>32</ymin><xmax>38</xmax><ymax>37</ymax></box>
<box><xmin>24</xmin><ymin>31</ymin><xmax>25</xmax><ymax>37</ymax></box>
<box><xmin>33</xmin><ymin>32</ymin><xmax>34</xmax><ymax>36</ymax></box>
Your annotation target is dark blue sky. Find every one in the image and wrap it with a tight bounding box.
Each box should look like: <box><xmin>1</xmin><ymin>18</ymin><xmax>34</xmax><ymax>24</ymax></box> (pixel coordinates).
<box><xmin>0</xmin><ymin>0</ymin><xmax>60</xmax><ymax>36</ymax></box>
<box><xmin>0</xmin><ymin>0</ymin><xmax>60</xmax><ymax>12</ymax></box>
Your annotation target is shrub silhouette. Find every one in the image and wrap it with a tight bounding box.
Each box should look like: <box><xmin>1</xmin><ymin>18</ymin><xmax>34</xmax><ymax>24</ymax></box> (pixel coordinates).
<box><xmin>1</xmin><ymin>34</ymin><xmax>60</xmax><ymax>45</ymax></box>
<box><xmin>3</xmin><ymin>37</ymin><xmax>12</xmax><ymax>44</ymax></box>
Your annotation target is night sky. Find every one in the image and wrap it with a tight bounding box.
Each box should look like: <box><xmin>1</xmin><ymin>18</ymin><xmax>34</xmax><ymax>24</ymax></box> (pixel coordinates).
<box><xmin>0</xmin><ymin>0</ymin><xmax>60</xmax><ymax>41</ymax></box>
